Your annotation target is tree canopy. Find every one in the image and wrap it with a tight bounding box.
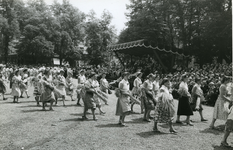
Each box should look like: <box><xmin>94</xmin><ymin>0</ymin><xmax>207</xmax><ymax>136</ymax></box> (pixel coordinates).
<box><xmin>0</xmin><ymin>0</ymin><xmax>117</xmax><ymax>67</ymax></box>
<box><xmin>118</xmin><ymin>0</ymin><xmax>232</xmax><ymax>65</ymax></box>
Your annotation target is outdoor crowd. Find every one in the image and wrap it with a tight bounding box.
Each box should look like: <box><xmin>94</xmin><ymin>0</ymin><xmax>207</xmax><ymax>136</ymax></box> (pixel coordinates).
<box><xmin>0</xmin><ymin>62</ymin><xmax>232</xmax><ymax>148</ymax></box>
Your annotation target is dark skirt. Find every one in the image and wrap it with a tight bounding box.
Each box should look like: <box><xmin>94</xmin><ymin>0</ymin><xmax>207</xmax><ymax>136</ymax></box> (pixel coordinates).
<box><xmin>83</xmin><ymin>92</ymin><xmax>96</xmax><ymax>110</ymax></box>
<box><xmin>143</xmin><ymin>93</ymin><xmax>155</xmax><ymax>111</ymax></box>
<box><xmin>177</xmin><ymin>96</ymin><xmax>193</xmax><ymax>116</ymax></box>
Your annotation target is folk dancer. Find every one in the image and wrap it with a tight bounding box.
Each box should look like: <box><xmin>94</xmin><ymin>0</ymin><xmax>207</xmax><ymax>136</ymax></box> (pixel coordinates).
<box><xmin>77</xmin><ymin>70</ymin><xmax>86</xmax><ymax>106</ymax></box>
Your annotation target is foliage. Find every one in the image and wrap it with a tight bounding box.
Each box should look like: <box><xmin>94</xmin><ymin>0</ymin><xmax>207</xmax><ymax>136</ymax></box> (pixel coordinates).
<box><xmin>85</xmin><ymin>10</ymin><xmax>117</xmax><ymax>67</ymax></box>
<box><xmin>119</xmin><ymin>0</ymin><xmax>232</xmax><ymax>66</ymax></box>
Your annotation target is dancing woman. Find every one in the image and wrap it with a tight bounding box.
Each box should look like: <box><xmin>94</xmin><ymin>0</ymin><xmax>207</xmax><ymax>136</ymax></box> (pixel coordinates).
<box><xmin>153</xmin><ymin>78</ymin><xmax>176</xmax><ymax>133</ymax></box>
<box><xmin>131</xmin><ymin>72</ymin><xmax>143</xmax><ymax>113</ymax></box>
<box><xmin>53</xmin><ymin>70</ymin><xmax>66</xmax><ymax>106</ymax></box>
<box><xmin>77</xmin><ymin>70</ymin><xmax>86</xmax><ymax>106</ymax></box>
<box><xmin>191</xmin><ymin>77</ymin><xmax>207</xmax><ymax>121</ymax></box>
<box><xmin>11</xmin><ymin>70</ymin><xmax>22</xmax><ymax>103</ymax></box>
<box><xmin>65</xmin><ymin>70</ymin><xmax>75</xmax><ymax>101</ymax></box>
<box><xmin>99</xmin><ymin>73</ymin><xmax>109</xmax><ymax>94</ymax></box>
<box><xmin>176</xmin><ymin>74</ymin><xmax>194</xmax><ymax>126</ymax></box>
<box><xmin>209</xmin><ymin>76</ymin><xmax>231</xmax><ymax>129</ymax></box>
<box><xmin>115</xmin><ymin>72</ymin><xmax>140</xmax><ymax>126</ymax></box>
<box><xmin>141</xmin><ymin>74</ymin><xmax>156</xmax><ymax>122</ymax></box>
<box><xmin>82</xmin><ymin>72</ymin><xmax>99</xmax><ymax>120</ymax></box>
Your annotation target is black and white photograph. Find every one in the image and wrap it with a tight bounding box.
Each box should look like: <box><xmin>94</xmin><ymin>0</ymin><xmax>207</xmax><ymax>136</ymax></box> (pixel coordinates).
<box><xmin>0</xmin><ymin>0</ymin><xmax>232</xmax><ymax>149</ymax></box>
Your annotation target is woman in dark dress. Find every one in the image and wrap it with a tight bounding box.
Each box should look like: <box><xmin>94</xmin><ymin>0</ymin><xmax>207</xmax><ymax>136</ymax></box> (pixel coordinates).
<box><xmin>176</xmin><ymin>74</ymin><xmax>194</xmax><ymax>126</ymax></box>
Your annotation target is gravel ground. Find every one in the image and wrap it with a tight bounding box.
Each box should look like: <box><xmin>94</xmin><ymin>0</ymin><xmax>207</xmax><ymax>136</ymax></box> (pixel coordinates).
<box><xmin>0</xmin><ymin>81</ymin><xmax>232</xmax><ymax>150</ymax></box>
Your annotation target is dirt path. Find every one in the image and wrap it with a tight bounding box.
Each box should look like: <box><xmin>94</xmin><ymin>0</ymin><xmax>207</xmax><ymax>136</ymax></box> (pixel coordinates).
<box><xmin>0</xmin><ymin>81</ymin><xmax>232</xmax><ymax>150</ymax></box>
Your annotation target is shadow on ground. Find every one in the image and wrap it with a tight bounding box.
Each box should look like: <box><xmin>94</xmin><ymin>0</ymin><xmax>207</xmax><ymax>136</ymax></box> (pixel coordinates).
<box><xmin>136</xmin><ymin>130</ymin><xmax>168</xmax><ymax>138</ymax></box>
<box><xmin>62</xmin><ymin>118</ymin><xmax>84</xmax><ymax>122</ymax></box>
<box><xmin>126</xmin><ymin>118</ymin><xmax>152</xmax><ymax>124</ymax></box>
<box><xmin>213</xmin><ymin>144</ymin><xmax>233</xmax><ymax>150</ymax></box>
<box><xmin>21</xmin><ymin>109</ymin><xmax>45</xmax><ymax>113</ymax></box>
<box><xmin>95</xmin><ymin>123</ymin><xmax>124</xmax><ymax>128</ymax></box>
<box><xmin>200</xmin><ymin>124</ymin><xmax>225</xmax><ymax>135</ymax></box>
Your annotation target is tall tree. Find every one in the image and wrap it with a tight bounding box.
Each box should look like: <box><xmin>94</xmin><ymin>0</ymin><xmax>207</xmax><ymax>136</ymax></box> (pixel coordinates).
<box><xmin>0</xmin><ymin>0</ymin><xmax>21</xmax><ymax>63</ymax></box>
<box><xmin>85</xmin><ymin>10</ymin><xmax>117</xmax><ymax>67</ymax></box>
<box><xmin>50</xmin><ymin>0</ymin><xmax>85</xmax><ymax>65</ymax></box>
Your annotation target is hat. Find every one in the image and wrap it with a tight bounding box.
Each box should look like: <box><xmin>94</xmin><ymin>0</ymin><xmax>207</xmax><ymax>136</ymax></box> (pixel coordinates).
<box><xmin>60</xmin><ymin>69</ymin><xmax>65</xmax><ymax>73</ymax></box>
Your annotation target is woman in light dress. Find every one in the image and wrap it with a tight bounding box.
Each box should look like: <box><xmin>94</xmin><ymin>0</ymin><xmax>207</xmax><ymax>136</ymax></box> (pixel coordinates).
<box><xmin>131</xmin><ymin>72</ymin><xmax>143</xmax><ymax>113</ymax></box>
<box><xmin>209</xmin><ymin>76</ymin><xmax>231</xmax><ymax>129</ymax></box>
<box><xmin>153</xmin><ymin>78</ymin><xmax>176</xmax><ymax>133</ymax></box>
<box><xmin>191</xmin><ymin>77</ymin><xmax>207</xmax><ymax>121</ymax></box>
<box><xmin>20</xmin><ymin>69</ymin><xmax>30</xmax><ymax>98</ymax></box>
<box><xmin>116</xmin><ymin>72</ymin><xmax>140</xmax><ymax>126</ymax></box>
<box><xmin>11</xmin><ymin>70</ymin><xmax>22</xmax><ymax>103</ymax></box>
<box><xmin>100</xmin><ymin>73</ymin><xmax>109</xmax><ymax>94</ymax></box>
<box><xmin>65</xmin><ymin>71</ymin><xmax>75</xmax><ymax>101</ymax></box>
<box><xmin>77</xmin><ymin>70</ymin><xmax>86</xmax><ymax>106</ymax></box>
<box><xmin>53</xmin><ymin>70</ymin><xmax>66</xmax><ymax>106</ymax></box>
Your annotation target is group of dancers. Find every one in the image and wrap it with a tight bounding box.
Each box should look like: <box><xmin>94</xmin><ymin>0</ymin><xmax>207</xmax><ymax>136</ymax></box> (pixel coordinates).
<box><xmin>0</xmin><ymin>65</ymin><xmax>232</xmax><ymax>148</ymax></box>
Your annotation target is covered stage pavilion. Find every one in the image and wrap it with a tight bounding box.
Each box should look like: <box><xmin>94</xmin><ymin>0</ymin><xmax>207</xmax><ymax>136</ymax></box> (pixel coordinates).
<box><xmin>107</xmin><ymin>39</ymin><xmax>190</xmax><ymax>73</ymax></box>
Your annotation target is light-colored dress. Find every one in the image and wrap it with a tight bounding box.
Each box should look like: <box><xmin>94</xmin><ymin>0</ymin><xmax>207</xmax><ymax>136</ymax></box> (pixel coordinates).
<box><xmin>191</xmin><ymin>83</ymin><xmax>205</xmax><ymax>111</ymax></box>
<box><xmin>100</xmin><ymin>78</ymin><xmax>109</xmax><ymax>93</ymax></box>
<box><xmin>153</xmin><ymin>80</ymin><xmax>160</xmax><ymax>95</ymax></box>
<box><xmin>213</xmin><ymin>84</ymin><xmax>229</xmax><ymax>120</ymax></box>
<box><xmin>65</xmin><ymin>76</ymin><xmax>74</xmax><ymax>96</ymax></box>
<box><xmin>131</xmin><ymin>77</ymin><xmax>142</xmax><ymax>97</ymax></box>
<box><xmin>77</xmin><ymin>75</ymin><xmax>86</xmax><ymax>94</ymax></box>
<box><xmin>155</xmin><ymin>85</ymin><xmax>175</xmax><ymax>123</ymax></box>
<box><xmin>115</xmin><ymin>79</ymin><xmax>131</xmax><ymax>116</ymax></box>
<box><xmin>54</xmin><ymin>75</ymin><xmax>66</xmax><ymax>98</ymax></box>
<box><xmin>11</xmin><ymin>75</ymin><xmax>21</xmax><ymax>96</ymax></box>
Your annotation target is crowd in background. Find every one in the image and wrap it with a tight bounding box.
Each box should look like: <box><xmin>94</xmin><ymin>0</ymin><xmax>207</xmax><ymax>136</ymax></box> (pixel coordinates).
<box><xmin>0</xmin><ymin>62</ymin><xmax>232</xmax><ymax>107</ymax></box>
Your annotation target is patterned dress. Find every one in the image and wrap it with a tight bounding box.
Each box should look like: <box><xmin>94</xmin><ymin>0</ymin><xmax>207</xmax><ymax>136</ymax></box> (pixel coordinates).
<box><xmin>154</xmin><ymin>85</ymin><xmax>175</xmax><ymax>123</ymax></box>
<box><xmin>141</xmin><ymin>79</ymin><xmax>155</xmax><ymax>110</ymax></box>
